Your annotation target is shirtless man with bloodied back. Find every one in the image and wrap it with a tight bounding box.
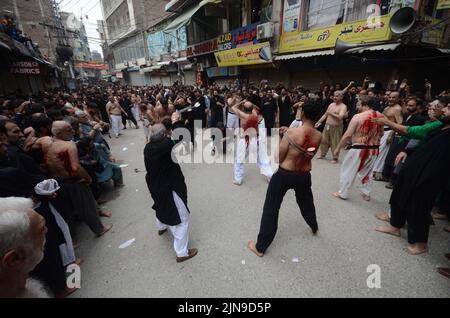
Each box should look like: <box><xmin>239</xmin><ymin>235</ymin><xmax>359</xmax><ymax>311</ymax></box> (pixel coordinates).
<box><xmin>248</xmin><ymin>101</ymin><xmax>322</xmax><ymax>257</ymax></box>
<box><xmin>35</xmin><ymin>121</ymin><xmax>112</xmax><ymax>237</ymax></box>
<box><xmin>332</xmin><ymin>96</ymin><xmax>384</xmax><ymax>201</ymax></box>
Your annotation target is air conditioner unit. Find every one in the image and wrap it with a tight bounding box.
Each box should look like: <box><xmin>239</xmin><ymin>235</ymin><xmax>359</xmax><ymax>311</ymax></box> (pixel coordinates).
<box><xmin>257</xmin><ymin>22</ymin><xmax>275</xmax><ymax>40</ymax></box>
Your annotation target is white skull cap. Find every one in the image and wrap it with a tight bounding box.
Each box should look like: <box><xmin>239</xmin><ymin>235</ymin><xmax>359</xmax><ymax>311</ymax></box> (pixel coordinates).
<box><xmin>35</xmin><ymin>179</ymin><xmax>61</xmax><ymax>195</ymax></box>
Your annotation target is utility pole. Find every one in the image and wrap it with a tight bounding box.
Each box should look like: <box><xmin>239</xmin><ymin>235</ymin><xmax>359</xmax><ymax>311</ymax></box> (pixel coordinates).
<box><xmin>49</xmin><ymin>0</ymin><xmax>75</xmax><ymax>82</ymax></box>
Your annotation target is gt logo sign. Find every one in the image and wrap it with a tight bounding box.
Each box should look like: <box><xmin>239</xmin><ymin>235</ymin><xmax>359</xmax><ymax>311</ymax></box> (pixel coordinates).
<box><xmin>317</xmin><ymin>30</ymin><xmax>331</xmax><ymax>42</ymax></box>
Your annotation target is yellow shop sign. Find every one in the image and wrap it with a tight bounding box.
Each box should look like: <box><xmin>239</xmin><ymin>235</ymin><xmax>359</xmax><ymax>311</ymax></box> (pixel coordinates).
<box><xmin>214</xmin><ymin>42</ymin><xmax>272</xmax><ymax>67</ymax></box>
<box><xmin>437</xmin><ymin>0</ymin><xmax>450</xmax><ymax>10</ymax></box>
<box><xmin>280</xmin><ymin>15</ymin><xmax>393</xmax><ymax>53</ymax></box>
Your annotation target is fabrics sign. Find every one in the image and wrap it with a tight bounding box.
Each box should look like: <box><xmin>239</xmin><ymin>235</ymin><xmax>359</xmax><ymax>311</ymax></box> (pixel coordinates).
<box><xmin>279</xmin><ymin>15</ymin><xmax>392</xmax><ymax>53</ymax></box>
<box><xmin>10</xmin><ymin>60</ymin><xmax>40</xmax><ymax>75</ymax></box>
<box><xmin>214</xmin><ymin>42</ymin><xmax>272</xmax><ymax>67</ymax></box>
<box><xmin>282</xmin><ymin>0</ymin><xmax>302</xmax><ymax>33</ymax></box>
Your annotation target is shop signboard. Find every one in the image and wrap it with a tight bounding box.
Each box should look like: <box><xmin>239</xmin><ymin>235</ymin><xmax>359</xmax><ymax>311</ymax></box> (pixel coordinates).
<box><xmin>279</xmin><ymin>15</ymin><xmax>392</xmax><ymax>53</ymax></box>
<box><xmin>214</xmin><ymin>42</ymin><xmax>272</xmax><ymax>67</ymax></box>
<box><xmin>10</xmin><ymin>60</ymin><xmax>40</xmax><ymax>75</ymax></box>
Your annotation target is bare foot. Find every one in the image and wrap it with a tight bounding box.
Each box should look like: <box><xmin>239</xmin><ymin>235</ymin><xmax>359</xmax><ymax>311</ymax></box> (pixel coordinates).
<box><xmin>56</xmin><ymin>286</ymin><xmax>78</xmax><ymax>298</ymax></box>
<box><xmin>74</xmin><ymin>258</ymin><xmax>84</xmax><ymax>266</ymax></box>
<box><xmin>375</xmin><ymin>226</ymin><xmax>401</xmax><ymax>237</ymax></box>
<box><xmin>99</xmin><ymin>210</ymin><xmax>112</xmax><ymax>218</ymax></box>
<box><xmin>375</xmin><ymin>212</ymin><xmax>390</xmax><ymax>222</ymax></box>
<box><xmin>431</xmin><ymin>212</ymin><xmax>448</xmax><ymax>220</ymax></box>
<box><xmin>405</xmin><ymin>244</ymin><xmax>428</xmax><ymax>255</ymax></box>
<box><xmin>317</xmin><ymin>156</ymin><xmax>325</xmax><ymax>160</ymax></box>
<box><xmin>330</xmin><ymin>159</ymin><xmax>338</xmax><ymax>164</ymax></box>
<box><xmin>361</xmin><ymin>194</ymin><xmax>371</xmax><ymax>202</ymax></box>
<box><xmin>332</xmin><ymin>192</ymin><xmax>347</xmax><ymax>200</ymax></box>
<box><xmin>437</xmin><ymin>267</ymin><xmax>450</xmax><ymax>279</ymax></box>
<box><xmin>247</xmin><ymin>240</ymin><xmax>263</xmax><ymax>257</ymax></box>
<box><xmin>96</xmin><ymin>224</ymin><xmax>113</xmax><ymax>237</ymax></box>
<box><xmin>97</xmin><ymin>199</ymin><xmax>108</xmax><ymax>205</ymax></box>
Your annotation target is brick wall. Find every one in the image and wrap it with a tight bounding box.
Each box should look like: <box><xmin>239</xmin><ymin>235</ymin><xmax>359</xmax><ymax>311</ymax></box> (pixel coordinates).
<box><xmin>0</xmin><ymin>0</ymin><xmax>59</xmax><ymax>63</ymax></box>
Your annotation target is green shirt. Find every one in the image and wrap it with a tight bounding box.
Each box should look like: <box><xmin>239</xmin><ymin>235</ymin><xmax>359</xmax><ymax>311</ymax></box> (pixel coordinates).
<box><xmin>405</xmin><ymin>120</ymin><xmax>443</xmax><ymax>140</ymax></box>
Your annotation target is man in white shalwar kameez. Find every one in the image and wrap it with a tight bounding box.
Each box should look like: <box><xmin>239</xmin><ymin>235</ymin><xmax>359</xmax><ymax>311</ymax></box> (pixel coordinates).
<box><xmin>371</xmin><ymin>92</ymin><xmax>403</xmax><ymax>180</ymax></box>
<box><xmin>231</xmin><ymin>101</ymin><xmax>273</xmax><ymax>185</ymax></box>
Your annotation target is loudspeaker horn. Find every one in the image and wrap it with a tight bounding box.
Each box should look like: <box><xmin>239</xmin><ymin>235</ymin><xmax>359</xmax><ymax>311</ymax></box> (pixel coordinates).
<box><xmin>390</xmin><ymin>6</ymin><xmax>416</xmax><ymax>34</ymax></box>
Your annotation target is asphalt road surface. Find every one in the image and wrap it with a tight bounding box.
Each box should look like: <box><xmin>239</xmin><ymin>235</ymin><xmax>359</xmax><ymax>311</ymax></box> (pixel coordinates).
<box><xmin>71</xmin><ymin>127</ymin><xmax>449</xmax><ymax>298</ymax></box>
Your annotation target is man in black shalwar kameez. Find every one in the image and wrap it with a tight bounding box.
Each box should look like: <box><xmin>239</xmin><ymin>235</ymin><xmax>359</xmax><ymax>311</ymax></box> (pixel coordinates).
<box><xmin>144</xmin><ymin>114</ymin><xmax>198</xmax><ymax>263</ymax></box>
<box><xmin>376</xmin><ymin>102</ymin><xmax>450</xmax><ymax>254</ymax></box>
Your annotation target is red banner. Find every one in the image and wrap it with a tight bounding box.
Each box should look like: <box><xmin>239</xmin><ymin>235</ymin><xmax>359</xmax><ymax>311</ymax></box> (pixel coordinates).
<box><xmin>75</xmin><ymin>63</ymin><xmax>108</xmax><ymax>69</ymax></box>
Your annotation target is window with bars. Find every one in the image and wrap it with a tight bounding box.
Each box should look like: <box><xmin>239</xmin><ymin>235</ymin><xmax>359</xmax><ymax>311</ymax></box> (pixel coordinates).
<box><xmin>306</xmin><ymin>0</ymin><xmax>345</xmax><ymax>30</ymax></box>
<box><xmin>345</xmin><ymin>0</ymin><xmax>379</xmax><ymax>22</ymax></box>
<box><xmin>305</xmin><ymin>0</ymin><xmax>418</xmax><ymax>30</ymax></box>
<box><xmin>113</xmin><ymin>34</ymin><xmax>145</xmax><ymax>65</ymax></box>
<box><xmin>107</xmin><ymin>1</ymin><xmax>132</xmax><ymax>40</ymax></box>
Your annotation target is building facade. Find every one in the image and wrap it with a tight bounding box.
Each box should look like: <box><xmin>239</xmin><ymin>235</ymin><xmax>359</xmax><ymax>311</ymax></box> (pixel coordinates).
<box><xmin>0</xmin><ymin>0</ymin><xmax>64</xmax><ymax>94</ymax></box>
<box><xmin>145</xmin><ymin>0</ymin><xmax>449</xmax><ymax>92</ymax></box>
<box><xmin>0</xmin><ymin>0</ymin><xmax>59</xmax><ymax>63</ymax></box>
<box><xmin>99</xmin><ymin>0</ymin><xmax>169</xmax><ymax>86</ymax></box>
<box><xmin>60</xmin><ymin>12</ymin><xmax>91</xmax><ymax>62</ymax></box>
<box><xmin>91</xmin><ymin>50</ymin><xmax>103</xmax><ymax>63</ymax></box>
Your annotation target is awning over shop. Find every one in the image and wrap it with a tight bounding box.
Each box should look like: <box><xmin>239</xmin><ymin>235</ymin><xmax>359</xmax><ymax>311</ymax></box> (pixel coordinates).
<box><xmin>348</xmin><ymin>43</ymin><xmax>401</xmax><ymax>54</ymax></box>
<box><xmin>0</xmin><ymin>33</ymin><xmax>13</xmax><ymax>52</ymax></box>
<box><xmin>182</xmin><ymin>63</ymin><xmax>194</xmax><ymax>70</ymax></box>
<box><xmin>0</xmin><ymin>40</ymin><xmax>11</xmax><ymax>51</ymax></box>
<box><xmin>165</xmin><ymin>0</ymin><xmax>188</xmax><ymax>12</ymax></box>
<box><xmin>163</xmin><ymin>0</ymin><xmax>221</xmax><ymax>33</ymax></box>
<box><xmin>141</xmin><ymin>65</ymin><xmax>163</xmax><ymax>73</ymax></box>
<box><xmin>156</xmin><ymin>57</ymin><xmax>187</xmax><ymax>66</ymax></box>
<box><xmin>33</xmin><ymin>56</ymin><xmax>53</xmax><ymax>66</ymax></box>
<box><xmin>12</xmin><ymin>39</ymin><xmax>32</xmax><ymax>57</ymax></box>
<box><xmin>275</xmin><ymin>50</ymin><xmax>335</xmax><ymax>61</ymax></box>
<box><xmin>275</xmin><ymin>43</ymin><xmax>402</xmax><ymax>61</ymax></box>
<box><xmin>157</xmin><ymin>61</ymin><xmax>171</xmax><ymax>66</ymax></box>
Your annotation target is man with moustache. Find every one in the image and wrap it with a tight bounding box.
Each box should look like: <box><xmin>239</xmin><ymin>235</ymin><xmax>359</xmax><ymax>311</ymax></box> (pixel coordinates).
<box><xmin>0</xmin><ymin>197</ymin><xmax>49</xmax><ymax>297</ymax></box>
